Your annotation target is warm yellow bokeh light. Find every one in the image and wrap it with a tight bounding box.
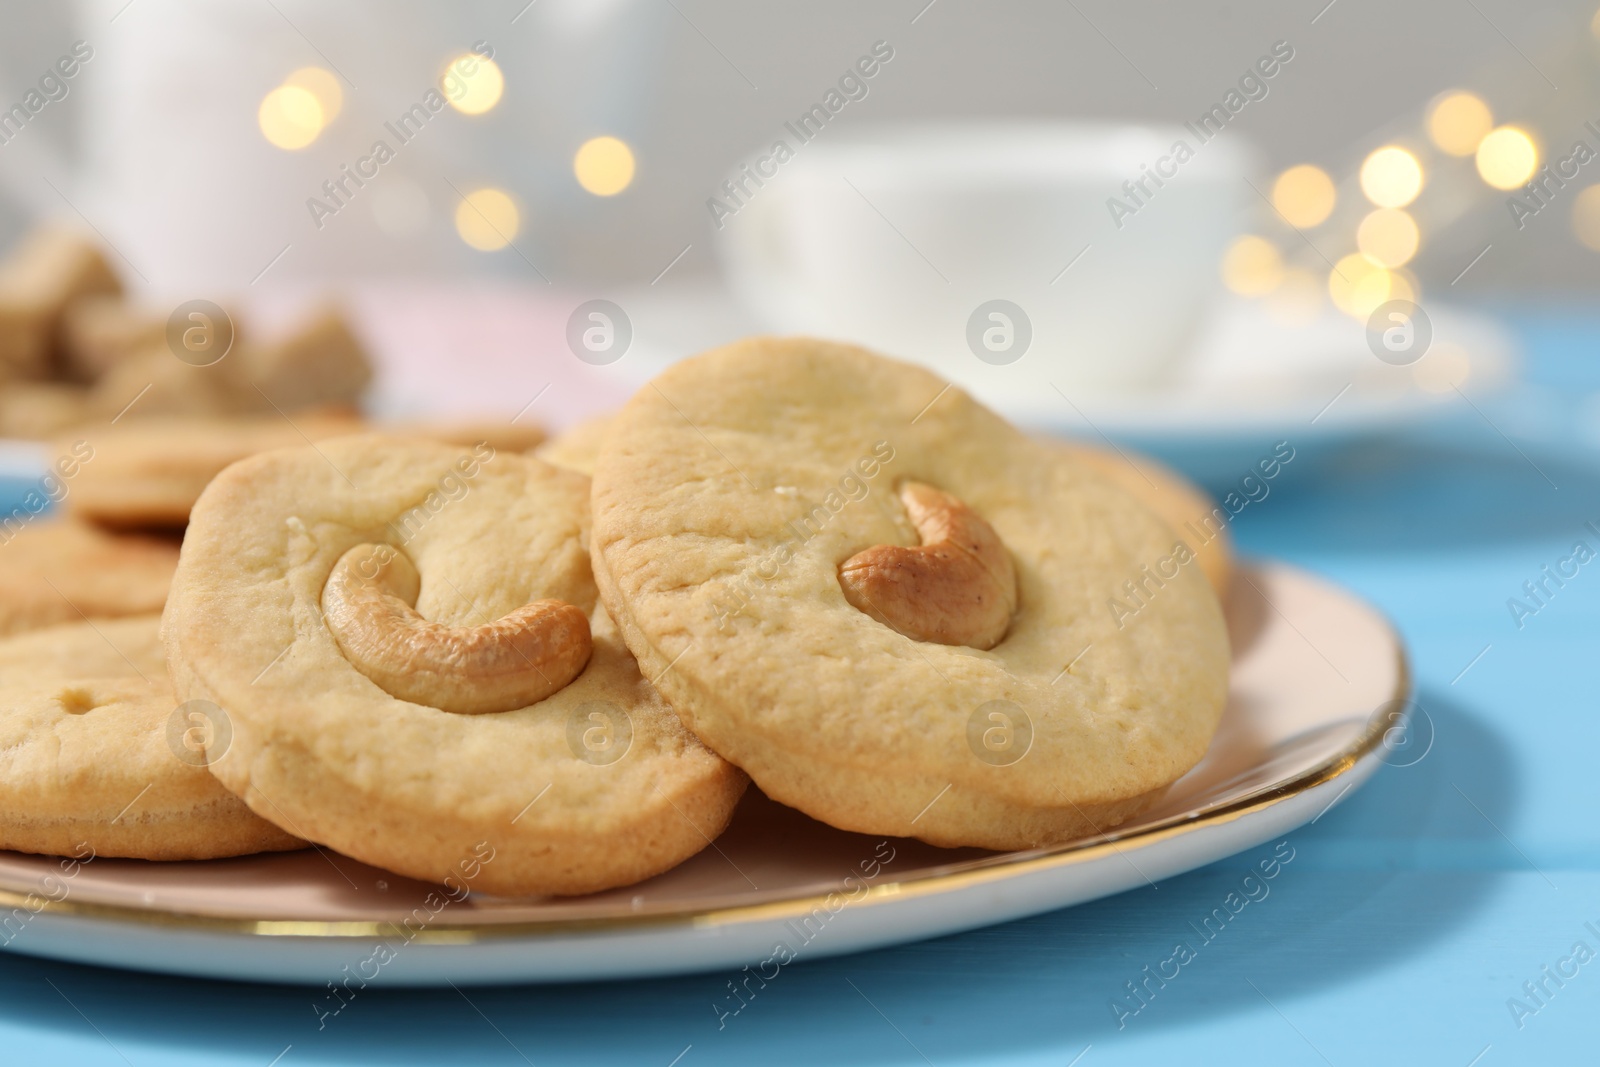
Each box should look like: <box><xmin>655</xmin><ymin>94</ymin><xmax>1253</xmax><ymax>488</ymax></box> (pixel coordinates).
<box><xmin>1328</xmin><ymin>252</ymin><xmax>1392</xmax><ymax>318</ymax></box>
<box><xmin>1357</xmin><ymin>208</ymin><xmax>1420</xmax><ymax>268</ymax></box>
<box><xmin>1476</xmin><ymin>126</ymin><xmax>1539</xmax><ymax>190</ymax></box>
<box><xmin>1360</xmin><ymin>146</ymin><xmax>1424</xmax><ymax>208</ymax></box>
<box><xmin>1271</xmin><ymin>164</ymin><xmax>1337</xmax><ymax>228</ymax></box>
<box><xmin>1386</xmin><ymin>268</ymin><xmax>1417</xmax><ymax>305</ymax></box>
<box><xmin>1591</xmin><ymin>5</ymin><xmax>1600</xmax><ymax>40</ymax></box>
<box><xmin>285</xmin><ymin>67</ymin><xmax>342</xmax><ymax>124</ymax></box>
<box><xmin>454</xmin><ymin>188</ymin><xmax>520</xmax><ymax>251</ymax></box>
<box><xmin>258</xmin><ymin>85</ymin><xmax>324</xmax><ymax>150</ymax></box>
<box><xmin>1572</xmin><ymin>185</ymin><xmax>1600</xmax><ymax>251</ymax></box>
<box><xmin>444</xmin><ymin>55</ymin><xmax>504</xmax><ymax>115</ymax></box>
<box><xmin>573</xmin><ymin>136</ymin><xmax>637</xmax><ymax>197</ymax></box>
<box><xmin>1220</xmin><ymin>236</ymin><xmax>1283</xmax><ymax>296</ymax></box>
<box><xmin>1427</xmin><ymin>91</ymin><xmax>1493</xmax><ymax>157</ymax></box>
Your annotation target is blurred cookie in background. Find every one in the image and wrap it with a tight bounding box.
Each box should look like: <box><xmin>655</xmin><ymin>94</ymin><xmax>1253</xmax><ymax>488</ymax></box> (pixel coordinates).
<box><xmin>54</xmin><ymin>413</ymin><xmax>365</xmax><ymax>530</ymax></box>
<box><xmin>0</xmin><ymin>228</ymin><xmax>120</xmax><ymax>381</ymax></box>
<box><xmin>59</xmin><ymin>295</ymin><xmax>165</xmax><ymax>384</ymax></box>
<box><xmin>0</xmin><ymin>518</ymin><xmax>179</xmax><ymax>638</ymax></box>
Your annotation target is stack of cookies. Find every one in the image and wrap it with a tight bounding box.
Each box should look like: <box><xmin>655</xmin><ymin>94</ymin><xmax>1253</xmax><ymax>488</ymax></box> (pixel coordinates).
<box><xmin>0</xmin><ymin>227</ymin><xmax>373</xmax><ymax>439</ymax></box>
<box><xmin>0</xmin><ymin>228</ymin><xmax>551</xmax><ymax>864</ymax></box>
<box><xmin>2</xmin><ymin>332</ymin><xmax>1233</xmax><ymax>898</ymax></box>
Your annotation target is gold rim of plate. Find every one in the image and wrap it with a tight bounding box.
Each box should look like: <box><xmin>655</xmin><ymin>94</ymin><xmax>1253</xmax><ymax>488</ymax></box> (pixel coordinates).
<box><xmin>0</xmin><ymin>649</ymin><xmax>1409</xmax><ymax>944</ymax></box>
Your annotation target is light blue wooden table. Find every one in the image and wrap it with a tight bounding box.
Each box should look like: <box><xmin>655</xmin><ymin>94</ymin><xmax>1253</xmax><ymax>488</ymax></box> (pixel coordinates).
<box><xmin>1</xmin><ymin>310</ymin><xmax>1595</xmax><ymax>1065</ymax></box>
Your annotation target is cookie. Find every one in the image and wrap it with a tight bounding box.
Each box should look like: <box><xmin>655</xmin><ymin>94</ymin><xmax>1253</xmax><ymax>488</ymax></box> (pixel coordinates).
<box><xmin>546</xmin><ymin>415</ymin><xmax>1233</xmax><ymax>599</ymax></box>
<box><xmin>387</xmin><ymin>418</ymin><xmax>546</xmax><ymax>455</ymax></box>
<box><xmin>0</xmin><ymin>228</ymin><xmax>120</xmax><ymax>379</ymax></box>
<box><xmin>59</xmin><ymin>295</ymin><xmax>165</xmax><ymax>383</ymax></box>
<box><xmin>162</xmin><ymin>435</ymin><xmax>747</xmax><ymax>895</ymax></box>
<box><xmin>534</xmin><ymin>413</ymin><xmax>615</xmax><ymax>474</ymax></box>
<box><xmin>85</xmin><ymin>305</ymin><xmax>371</xmax><ymax>422</ymax></box>
<box><xmin>58</xmin><ymin>413</ymin><xmax>365</xmax><ymax>529</ymax></box>
<box><xmin>0</xmin><ymin>616</ymin><xmax>303</xmax><ymax>859</ymax></box>
<box><xmin>1065</xmin><ymin>443</ymin><xmax>1233</xmax><ymax>600</ymax></box>
<box><xmin>0</xmin><ymin>518</ymin><xmax>178</xmax><ymax>638</ymax></box>
<box><xmin>590</xmin><ymin>338</ymin><xmax>1230</xmax><ymax>851</ymax></box>
<box><xmin>58</xmin><ymin>415</ymin><xmax>549</xmax><ymax>530</ymax></box>
<box><xmin>0</xmin><ymin>382</ymin><xmax>92</xmax><ymax>439</ymax></box>
<box><xmin>241</xmin><ymin>307</ymin><xmax>371</xmax><ymax>412</ymax></box>
<box><xmin>89</xmin><ymin>344</ymin><xmax>252</xmax><ymax>421</ymax></box>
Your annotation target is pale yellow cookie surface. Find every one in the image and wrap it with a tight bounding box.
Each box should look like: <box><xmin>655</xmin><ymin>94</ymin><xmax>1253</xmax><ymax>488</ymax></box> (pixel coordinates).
<box><xmin>60</xmin><ymin>416</ymin><xmax>548</xmax><ymax>529</ymax></box>
<box><xmin>1064</xmin><ymin>442</ymin><xmax>1233</xmax><ymax>601</ymax></box>
<box><xmin>58</xmin><ymin>415</ymin><xmax>366</xmax><ymax>529</ymax></box>
<box><xmin>590</xmin><ymin>338</ymin><xmax>1230</xmax><ymax>850</ymax></box>
<box><xmin>0</xmin><ymin>616</ymin><xmax>302</xmax><ymax>860</ymax></box>
<box><xmin>163</xmin><ymin>435</ymin><xmax>746</xmax><ymax>896</ymax></box>
<box><xmin>535</xmin><ymin>413</ymin><xmax>614</xmax><ymax>474</ymax></box>
<box><xmin>0</xmin><ymin>518</ymin><xmax>178</xmax><ymax>637</ymax></box>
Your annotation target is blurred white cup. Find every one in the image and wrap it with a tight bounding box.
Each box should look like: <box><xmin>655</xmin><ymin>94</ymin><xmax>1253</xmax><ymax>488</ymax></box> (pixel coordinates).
<box><xmin>717</xmin><ymin>122</ymin><xmax>1252</xmax><ymax>393</ymax></box>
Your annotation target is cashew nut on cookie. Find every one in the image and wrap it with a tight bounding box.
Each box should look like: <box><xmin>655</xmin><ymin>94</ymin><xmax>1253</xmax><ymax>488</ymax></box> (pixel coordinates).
<box><xmin>838</xmin><ymin>481</ymin><xmax>1018</xmax><ymax>649</ymax></box>
<box><xmin>323</xmin><ymin>543</ymin><xmax>592</xmax><ymax>714</ymax></box>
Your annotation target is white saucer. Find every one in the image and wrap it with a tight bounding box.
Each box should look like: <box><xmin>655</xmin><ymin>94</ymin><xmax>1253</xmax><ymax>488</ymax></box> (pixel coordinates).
<box><xmin>615</xmin><ymin>283</ymin><xmax>1517</xmax><ymax>486</ymax></box>
<box><xmin>0</xmin><ymin>562</ymin><xmax>1407</xmax><ymax>986</ymax></box>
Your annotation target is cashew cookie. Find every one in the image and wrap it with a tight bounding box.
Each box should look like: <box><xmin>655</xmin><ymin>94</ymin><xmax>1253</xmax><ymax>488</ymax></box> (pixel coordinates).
<box><xmin>1064</xmin><ymin>443</ymin><xmax>1233</xmax><ymax>601</ymax></box>
<box><xmin>544</xmin><ymin>415</ymin><xmax>1233</xmax><ymax>601</ymax></box>
<box><xmin>162</xmin><ymin>436</ymin><xmax>747</xmax><ymax>896</ymax></box>
<box><xmin>590</xmin><ymin>338</ymin><xmax>1230</xmax><ymax>851</ymax></box>
<box><xmin>0</xmin><ymin>616</ymin><xmax>302</xmax><ymax>860</ymax></box>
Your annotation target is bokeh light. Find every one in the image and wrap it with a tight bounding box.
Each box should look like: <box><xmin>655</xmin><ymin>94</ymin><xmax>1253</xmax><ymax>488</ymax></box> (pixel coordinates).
<box><xmin>258</xmin><ymin>84</ymin><xmax>324</xmax><ymax>150</ymax></box>
<box><xmin>284</xmin><ymin>67</ymin><xmax>342</xmax><ymax>124</ymax></box>
<box><xmin>454</xmin><ymin>188</ymin><xmax>520</xmax><ymax>250</ymax></box>
<box><xmin>573</xmin><ymin>136</ymin><xmax>637</xmax><ymax>197</ymax></box>
<box><xmin>1328</xmin><ymin>252</ymin><xmax>1392</xmax><ymax>317</ymax></box>
<box><xmin>444</xmin><ymin>55</ymin><xmax>504</xmax><ymax>115</ymax></box>
<box><xmin>1427</xmin><ymin>91</ymin><xmax>1493</xmax><ymax>157</ymax></box>
<box><xmin>1356</xmin><ymin>208</ymin><xmax>1420</xmax><ymax>268</ymax></box>
<box><xmin>1360</xmin><ymin>146</ymin><xmax>1424</xmax><ymax>208</ymax></box>
<box><xmin>1572</xmin><ymin>184</ymin><xmax>1600</xmax><ymax>251</ymax></box>
<box><xmin>1475</xmin><ymin>126</ymin><xmax>1538</xmax><ymax>190</ymax></box>
<box><xmin>1271</xmin><ymin>164</ymin><xmax>1337</xmax><ymax>229</ymax></box>
<box><xmin>1220</xmin><ymin>235</ymin><xmax>1282</xmax><ymax>296</ymax></box>
<box><xmin>1386</xmin><ymin>268</ymin><xmax>1418</xmax><ymax>305</ymax></box>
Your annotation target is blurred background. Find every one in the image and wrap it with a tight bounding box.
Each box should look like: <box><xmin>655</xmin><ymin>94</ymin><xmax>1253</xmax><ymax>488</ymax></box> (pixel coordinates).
<box><xmin>0</xmin><ymin>0</ymin><xmax>1594</xmax><ymax>474</ymax></box>
<box><xmin>0</xmin><ymin>1</ymin><xmax>1590</xmax><ymax>425</ymax></box>
<box><xmin>0</xmin><ymin>0</ymin><xmax>1595</xmax><ymax>288</ymax></box>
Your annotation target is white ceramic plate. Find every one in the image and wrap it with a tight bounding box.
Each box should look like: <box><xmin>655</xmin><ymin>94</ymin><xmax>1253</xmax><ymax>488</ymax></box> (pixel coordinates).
<box><xmin>0</xmin><ymin>562</ymin><xmax>1405</xmax><ymax>987</ymax></box>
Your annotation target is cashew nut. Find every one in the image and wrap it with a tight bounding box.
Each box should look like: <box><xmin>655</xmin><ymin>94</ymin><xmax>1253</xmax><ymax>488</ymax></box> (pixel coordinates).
<box><xmin>322</xmin><ymin>543</ymin><xmax>592</xmax><ymax>714</ymax></box>
<box><xmin>838</xmin><ymin>481</ymin><xmax>1018</xmax><ymax>649</ymax></box>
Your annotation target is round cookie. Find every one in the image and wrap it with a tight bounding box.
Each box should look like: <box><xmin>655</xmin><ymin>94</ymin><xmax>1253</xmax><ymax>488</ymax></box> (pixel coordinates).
<box><xmin>0</xmin><ymin>518</ymin><xmax>178</xmax><ymax>638</ymax></box>
<box><xmin>534</xmin><ymin>413</ymin><xmax>616</xmax><ymax>474</ymax></box>
<box><xmin>543</xmin><ymin>415</ymin><xmax>1232</xmax><ymax>599</ymax></box>
<box><xmin>590</xmin><ymin>338</ymin><xmax>1230</xmax><ymax>851</ymax></box>
<box><xmin>1065</xmin><ymin>443</ymin><xmax>1233</xmax><ymax>601</ymax></box>
<box><xmin>61</xmin><ymin>416</ymin><xmax>547</xmax><ymax>530</ymax></box>
<box><xmin>59</xmin><ymin>414</ymin><xmax>364</xmax><ymax>529</ymax></box>
<box><xmin>0</xmin><ymin>616</ymin><xmax>303</xmax><ymax>859</ymax></box>
<box><xmin>163</xmin><ymin>435</ymin><xmax>747</xmax><ymax>896</ymax></box>
<box><xmin>388</xmin><ymin>418</ymin><xmax>547</xmax><ymax>455</ymax></box>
